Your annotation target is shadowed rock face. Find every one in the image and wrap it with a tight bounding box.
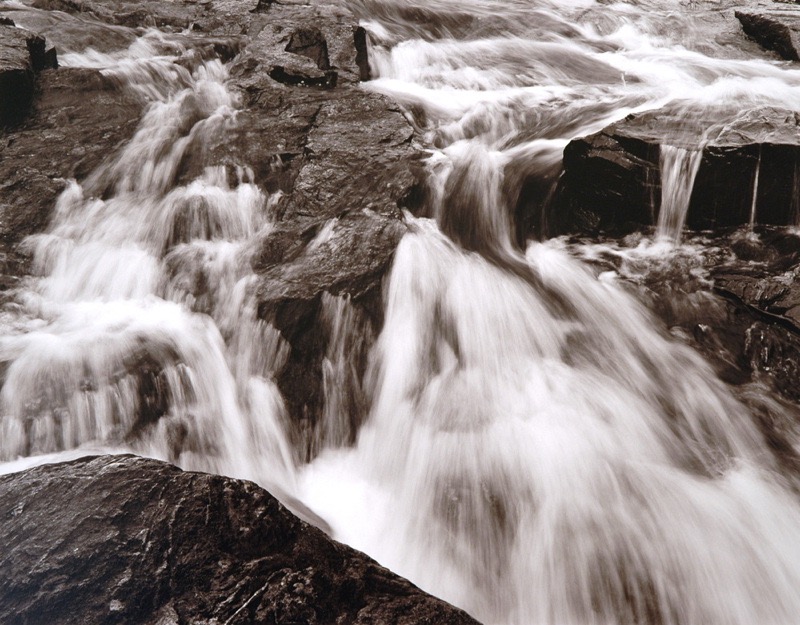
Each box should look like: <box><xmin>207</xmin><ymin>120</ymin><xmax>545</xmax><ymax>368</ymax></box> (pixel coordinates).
<box><xmin>0</xmin><ymin>455</ymin><xmax>481</xmax><ymax>625</ymax></box>
<box><xmin>0</xmin><ymin>24</ymin><xmax>56</xmax><ymax>128</ymax></box>
<box><xmin>736</xmin><ymin>8</ymin><xmax>800</xmax><ymax>61</ymax></box>
<box><xmin>554</xmin><ymin>104</ymin><xmax>800</xmax><ymax>235</ymax></box>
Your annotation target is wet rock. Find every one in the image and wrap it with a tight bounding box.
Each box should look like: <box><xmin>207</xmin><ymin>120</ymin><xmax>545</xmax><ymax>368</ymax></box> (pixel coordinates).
<box><xmin>0</xmin><ymin>67</ymin><xmax>142</xmax><ymax>281</ymax></box>
<box><xmin>174</xmin><ymin>0</ymin><xmax>424</xmax><ymax>446</ymax></box>
<box><xmin>712</xmin><ymin>230</ymin><xmax>800</xmax><ymax>333</ymax></box>
<box><xmin>736</xmin><ymin>9</ymin><xmax>800</xmax><ymax>61</ymax></box>
<box><xmin>30</xmin><ymin>0</ymin><xmax>205</xmax><ymax>30</ymax></box>
<box><xmin>0</xmin><ymin>455</ymin><xmax>481</xmax><ymax>625</ymax></box>
<box><xmin>249</xmin><ymin>82</ymin><xmax>420</xmax><ymax>445</ymax></box>
<box><xmin>2</xmin><ymin>5</ymin><xmax>140</xmax><ymax>53</ymax></box>
<box><xmin>255</xmin><ymin>212</ymin><xmax>407</xmax><ymax>453</ymax></box>
<box><xmin>555</xmin><ymin>104</ymin><xmax>800</xmax><ymax>235</ymax></box>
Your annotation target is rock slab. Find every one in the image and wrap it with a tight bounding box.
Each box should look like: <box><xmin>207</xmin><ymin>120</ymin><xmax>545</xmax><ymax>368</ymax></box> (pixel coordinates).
<box><xmin>736</xmin><ymin>8</ymin><xmax>800</xmax><ymax>61</ymax></box>
<box><xmin>556</xmin><ymin>104</ymin><xmax>800</xmax><ymax>234</ymax></box>
<box><xmin>0</xmin><ymin>454</ymin><xmax>480</xmax><ymax>625</ymax></box>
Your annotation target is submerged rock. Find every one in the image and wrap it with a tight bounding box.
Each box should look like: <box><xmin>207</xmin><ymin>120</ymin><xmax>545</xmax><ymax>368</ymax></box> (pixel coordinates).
<box><xmin>0</xmin><ymin>455</ymin><xmax>480</xmax><ymax>625</ymax></box>
<box><xmin>555</xmin><ymin>104</ymin><xmax>800</xmax><ymax>235</ymax></box>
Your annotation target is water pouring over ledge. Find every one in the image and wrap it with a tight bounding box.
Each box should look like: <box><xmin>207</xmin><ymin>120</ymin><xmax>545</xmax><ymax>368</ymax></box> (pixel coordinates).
<box><xmin>3</xmin><ymin>1</ymin><xmax>800</xmax><ymax>624</ymax></box>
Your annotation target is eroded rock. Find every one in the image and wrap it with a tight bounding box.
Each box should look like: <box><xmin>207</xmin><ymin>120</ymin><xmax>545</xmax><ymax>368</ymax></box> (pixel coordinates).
<box><xmin>0</xmin><ymin>455</ymin><xmax>481</xmax><ymax>625</ymax></box>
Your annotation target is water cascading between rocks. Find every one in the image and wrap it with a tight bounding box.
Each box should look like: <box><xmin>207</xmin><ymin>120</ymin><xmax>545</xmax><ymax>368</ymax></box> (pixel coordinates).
<box><xmin>0</xmin><ymin>31</ymin><xmax>296</xmax><ymax>491</ymax></box>
<box><xmin>4</xmin><ymin>2</ymin><xmax>800</xmax><ymax>625</ymax></box>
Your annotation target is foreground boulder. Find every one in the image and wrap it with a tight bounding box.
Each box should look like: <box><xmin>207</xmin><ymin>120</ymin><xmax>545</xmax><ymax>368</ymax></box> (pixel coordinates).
<box><xmin>0</xmin><ymin>455</ymin><xmax>480</xmax><ymax>625</ymax></box>
<box><xmin>555</xmin><ymin>104</ymin><xmax>800</xmax><ymax>235</ymax></box>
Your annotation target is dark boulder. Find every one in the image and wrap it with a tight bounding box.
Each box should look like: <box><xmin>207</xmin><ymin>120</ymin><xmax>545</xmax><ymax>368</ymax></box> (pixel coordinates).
<box><xmin>0</xmin><ymin>455</ymin><xmax>481</xmax><ymax>625</ymax></box>
<box><xmin>555</xmin><ymin>104</ymin><xmax>800</xmax><ymax>235</ymax></box>
<box><xmin>736</xmin><ymin>8</ymin><xmax>800</xmax><ymax>61</ymax></box>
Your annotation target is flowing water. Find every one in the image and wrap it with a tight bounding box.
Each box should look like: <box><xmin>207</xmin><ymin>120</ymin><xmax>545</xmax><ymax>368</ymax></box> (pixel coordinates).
<box><xmin>656</xmin><ymin>145</ymin><xmax>703</xmax><ymax>242</ymax></box>
<box><xmin>4</xmin><ymin>1</ymin><xmax>800</xmax><ymax>624</ymax></box>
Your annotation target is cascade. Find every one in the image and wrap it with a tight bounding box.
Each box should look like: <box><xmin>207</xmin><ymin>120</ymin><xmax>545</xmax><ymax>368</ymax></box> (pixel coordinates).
<box><xmin>5</xmin><ymin>1</ymin><xmax>800</xmax><ymax>624</ymax></box>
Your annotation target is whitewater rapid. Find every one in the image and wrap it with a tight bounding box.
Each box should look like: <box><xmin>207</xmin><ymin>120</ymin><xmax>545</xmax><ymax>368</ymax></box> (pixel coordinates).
<box><xmin>3</xmin><ymin>1</ymin><xmax>800</xmax><ymax>624</ymax></box>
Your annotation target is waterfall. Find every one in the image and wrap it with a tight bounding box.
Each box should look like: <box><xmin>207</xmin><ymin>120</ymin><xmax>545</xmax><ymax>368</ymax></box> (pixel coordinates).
<box><xmin>750</xmin><ymin>146</ymin><xmax>762</xmax><ymax>229</ymax></box>
<box><xmin>0</xmin><ymin>31</ymin><xmax>296</xmax><ymax>491</ymax></box>
<box><xmin>5</xmin><ymin>1</ymin><xmax>800</xmax><ymax>624</ymax></box>
<box><xmin>300</xmin><ymin>151</ymin><xmax>800</xmax><ymax>625</ymax></box>
<box><xmin>656</xmin><ymin>145</ymin><xmax>703</xmax><ymax>243</ymax></box>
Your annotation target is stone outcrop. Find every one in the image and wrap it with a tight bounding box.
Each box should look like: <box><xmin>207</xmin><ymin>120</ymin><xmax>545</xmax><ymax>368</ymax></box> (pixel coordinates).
<box><xmin>736</xmin><ymin>8</ymin><xmax>800</xmax><ymax>61</ymax></box>
<box><xmin>555</xmin><ymin>104</ymin><xmax>800</xmax><ymax>235</ymax></box>
<box><xmin>0</xmin><ymin>23</ymin><xmax>56</xmax><ymax>128</ymax></box>
<box><xmin>0</xmin><ymin>455</ymin><xmax>481</xmax><ymax>625</ymax></box>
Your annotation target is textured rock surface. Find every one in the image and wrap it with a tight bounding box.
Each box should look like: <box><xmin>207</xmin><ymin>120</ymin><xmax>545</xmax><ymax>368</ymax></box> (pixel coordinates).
<box><xmin>0</xmin><ymin>67</ymin><xmax>141</xmax><ymax>289</ymax></box>
<box><xmin>214</xmin><ymin>1</ymin><xmax>423</xmax><ymax>443</ymax></box>
<box><xmin>736</xmin><ymin>8</ymin><xmax>800</xmax><ymax>61</ymax></box>
<box><xmin>0</xmin><ymin>23</ymin><xmax>55</xmax><ymax>128</ymax></box>
<box><xmin>0</xmin><ymin>455</ymin><xmax>481</xmax><ymax>625</ymax></box>
<box><xmin>555</xmin><ymin>104</ymin><xmax>800</xmax><ymax>234</ymax></box>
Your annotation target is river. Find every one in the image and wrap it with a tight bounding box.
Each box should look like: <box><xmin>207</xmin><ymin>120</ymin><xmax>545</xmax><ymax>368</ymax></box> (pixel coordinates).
<box><xmin>3</xmin><ymin>1</ymin><xmax>800</xmax><ymax>623</ymax></box>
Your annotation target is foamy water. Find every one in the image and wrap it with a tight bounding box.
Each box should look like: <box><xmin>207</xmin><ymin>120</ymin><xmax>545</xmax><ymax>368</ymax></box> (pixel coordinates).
<box><xmin>3</xmin><ymin>2</ymin><xmax>800</xmax><ymax>624</ymax></box>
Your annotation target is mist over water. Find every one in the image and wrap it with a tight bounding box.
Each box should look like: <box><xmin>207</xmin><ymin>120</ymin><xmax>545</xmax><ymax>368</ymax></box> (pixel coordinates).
<box><xmin>3</xmin><ymin>1</ymin><xmax>800</xmax><ymax>624</ymax></box>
